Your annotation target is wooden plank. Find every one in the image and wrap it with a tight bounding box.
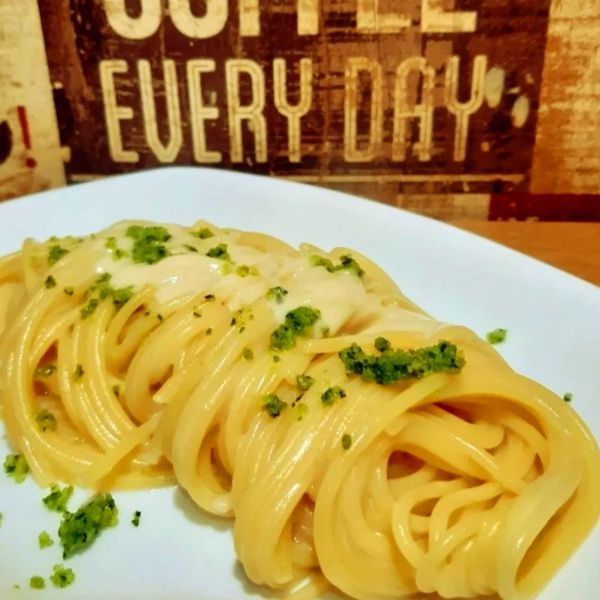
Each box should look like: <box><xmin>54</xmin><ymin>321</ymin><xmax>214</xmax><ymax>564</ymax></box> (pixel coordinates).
<box><xmin>531</xmin><ymin>0</ymin><xmax>600</xmax><ymax>193</ymax></box>
<box><xmin>450</xmin><ymin>220</ymin><xmax>600</xmax><ymax>286</ymax></box>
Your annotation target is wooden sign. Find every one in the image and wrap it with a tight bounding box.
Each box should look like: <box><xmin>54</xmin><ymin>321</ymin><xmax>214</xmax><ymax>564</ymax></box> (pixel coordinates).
<box><xmin>1</xmin><ymin>1</ymin><xmax>599</xmax><ymax>218</ymax></box>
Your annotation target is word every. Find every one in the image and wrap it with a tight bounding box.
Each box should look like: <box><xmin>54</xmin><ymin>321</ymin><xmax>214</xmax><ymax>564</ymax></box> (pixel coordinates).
<box><xmin>104</xmin><ymin>0</ymin><xmax>477</xmax><ymax>39</ymax></box>
<box><xmin>101</xmin><ymin>54</ymin><xmax>493</xmax><ymax>165</ymax></box>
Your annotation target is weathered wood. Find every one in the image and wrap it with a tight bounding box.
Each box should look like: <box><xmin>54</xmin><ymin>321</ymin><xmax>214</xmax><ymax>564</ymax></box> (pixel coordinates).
<box><xmin>531</xmin><ymin>0</ymin><xmax>600</xmax><ymax>194</ymax></box>
<box><xmin>37</xmin><ymin>1</ymin><xmax>550</xmax><ymax>195</ymax></box>
<box><xmin>0</xmin><ymin>0</ymin><xmax>65</xmax><ymax>200</ymax></box>
<box><xmin>0</xmin><ymin>1</ymin><xmax>597</xmax><ymax>219</ymax></box>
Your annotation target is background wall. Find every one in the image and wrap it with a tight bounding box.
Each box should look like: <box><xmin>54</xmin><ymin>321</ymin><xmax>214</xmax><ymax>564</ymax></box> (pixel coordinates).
<box><xmin>0</xmin><ymin>0</ymin><xmax>599</xmax><ymax>220</ymax></box>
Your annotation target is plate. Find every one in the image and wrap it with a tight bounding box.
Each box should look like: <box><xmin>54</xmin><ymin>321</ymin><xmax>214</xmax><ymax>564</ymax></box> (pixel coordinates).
<box><xmin>0</xmin><ymin>167</ymin><xmax>598</xmax><ymax>599</ymax></box>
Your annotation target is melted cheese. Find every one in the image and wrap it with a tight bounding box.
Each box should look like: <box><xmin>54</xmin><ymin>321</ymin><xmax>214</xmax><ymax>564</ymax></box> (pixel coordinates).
<box><xmin>90</xmin><ymin>222</ymin><xmax>443</xmax><ymax>341</ymax></box>
<box><xmin>93</xmin><ymin>225</ymin><xmax>377</xmax><ymax>335</ymax></box>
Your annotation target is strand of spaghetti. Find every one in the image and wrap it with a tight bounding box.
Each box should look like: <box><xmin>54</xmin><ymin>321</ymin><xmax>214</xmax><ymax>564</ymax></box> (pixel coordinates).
<box><xmin>81</xmin><ymin>414</ymin><xmax>161</xmax><ymax>487</ymax></box>
<box><xmin>2</xmin><ymin>288</ymin><xmax>101</xmax><ymax>483</ymax></box>
<box><xmin>80</xmin><ymin>302</ymin><xmax>136</xmax><ymax>439</ymax></box>
<box><xmin>282</xmin><ymin>573</ymin><xmax>331</xmax><ymax>600</ymax></box>
<box><xmin>312</xmin><ymin>374</ymin><xmax>450</xmax><ymax>599</ymax></box>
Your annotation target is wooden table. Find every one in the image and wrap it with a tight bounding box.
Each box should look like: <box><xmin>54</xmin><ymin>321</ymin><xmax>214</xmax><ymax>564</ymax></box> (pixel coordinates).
<box><xmin>450</xmin><ymin>221</ymin><xmax>600</xmax><ymax>287</ymax></box>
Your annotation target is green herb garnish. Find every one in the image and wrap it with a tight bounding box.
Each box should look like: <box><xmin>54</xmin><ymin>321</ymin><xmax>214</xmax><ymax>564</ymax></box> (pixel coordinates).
<box><xmin>29</xmin><ymin>576</ymin><xmax>45</xmax><ymax>590</ymax></box>
<box><xmin>3</xmin><ymin>454</ymin><xmax>28</xmax><ymax>483</ymax></box>
<box><xmin>339</xmin><ymin>339</ymin><xmax>465</xmax><ymax>385</ymax></box>
<box><xmin>43</xmin><ymin>483</ymin><xmax>74</xmax><ymax>513</ymax></box>
<box><xmin>48</xmin><ymin>245</ymin><xmax>69</xmax><ymax>266</ymax></box>
<box><xmin>321</xmin><ymin>386</ymin><xmax>346</xmax><ymax>406</ymax></box>
<box><xmin>80</xmin><ymin>298</ymin><xmax>99</xmax><ymax>320</ymax></box>
<box><xmin>341</xmin><ymin>433</ymin><xmax>352</xmax><ymax>450</ymax></box>
<box><xmin>242</xmin><ymin>347</ymin><xmax>254</xmax><ymax>361</ymax></box>
<box><xmin>35</xmin><ymin>409</ymin><xmax>57</xmax><ymax>432</ymax></box>
<box><xmin>105</xmin><ymin>237</ymin><xmax>128</xmax><ymax>260</ymax></box>
<box><xmin>230</xmin><ymin>307</ymin><xmax>254</xmax><ymax>330</ymax></box>
<box><xmin>131</xmin><ymin>510</ymin><xmax>141</xmax><ymax>527</ymax></box>
<box><xmin>374</xmin><ymin>336</ymin><xmax>391</xmax><ymax>352</ymax></box>
<box><xmin>193</xmin><ymin>227</ymin><xmax>214</xmax><ymax>239</ymax></box>
<box><xmin>38</xmin><ymin>530</ymin><xmax>54</xmax><ymax>549</ymax></box>
<box><xmin>311</xmin><ymin>254</ymin><xmax>364</xmax><ymax>277</ymax></box>
<box><xmin>111</xmin><ymin>286</ymin><xmax>134</xmax><ymax>307</ymax></box>
<box><xmin>266</xmin><ymin>286</ymin><xmax>288</xmax><ymax>304</ymax></box>
<box><xmin>64</xmin><ymin>287</ymin><xmax>74</xmax><ymax>296</ymax></box>
<box><xmin>49</xmin><ymin>565</ymin><xmax>75</xmax><ymax>588</ymax></box>
<box><xmin>206</xmin><ymin>243</ymin><xmax>230</xmax><ymax>261</ymax></box>
<box><xmin>45</xmin><ymin>275</ymin><xmax>57</xmax><ymax>289</ymax></box>
<box><xmin>486</xmin><ymin>328</ymin><xmax>507</xmax><ymax>345</ymax></box>
<box><xmin>86</xmin><ymin>273</ymin><xmax>134</xmax><ymax>309</ymax></box>
<box><xmin>563</xmin><ymin>392</ymin><xmax>573</xmax><ymax>403</ymax></box>
<box><xmin>270</xmin><ymin>306</ymin><xmax>321</xmax><ymax>351</ymax></box>
<box><xmin>296</xmin><ymin>374</ymin><xmax>314</xmax><ymax>391</ymax></box>
<box><xmin>236</xmin><ymin>265</ymin><xmax>258</xmax><ymax>277</ymax></box>
<box><xmin>262</xmin><ymin>394</ymin><xmax>287</xmax><ymax>418</ymax></box>
<box><xmin>73</xmin><ymin>364</ymin><xmax>85</xmax><ymax>382</ymax></box>
<box><xmin>58</xmin><ymin>494</ymin><xmax>118</xmax><ymax>559</ymax></box>
<box><xmin>126</xmin><ymin>225</ymin><xmax>171</xmax><ymax>265</ymax></box>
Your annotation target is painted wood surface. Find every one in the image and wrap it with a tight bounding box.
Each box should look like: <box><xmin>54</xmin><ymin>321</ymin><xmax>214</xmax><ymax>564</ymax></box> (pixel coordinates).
<box><xmin>0</xmin><ymin>1</ymin><xmax>598</xmax><ymax>218</ymax></box>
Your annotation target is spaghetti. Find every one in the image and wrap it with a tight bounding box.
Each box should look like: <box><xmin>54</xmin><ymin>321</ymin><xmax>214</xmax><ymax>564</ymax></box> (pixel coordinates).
<box><xmin>0</xmin><ymin>220</ymin><xmax>598</xmax><ymax>600</ymax></box>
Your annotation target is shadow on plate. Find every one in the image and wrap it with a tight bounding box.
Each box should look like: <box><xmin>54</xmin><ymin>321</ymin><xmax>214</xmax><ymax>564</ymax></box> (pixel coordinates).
<box><xmin>171</xmin><ymin>487</ymin><xmax>230</xmax><ymax>533</ymax></box>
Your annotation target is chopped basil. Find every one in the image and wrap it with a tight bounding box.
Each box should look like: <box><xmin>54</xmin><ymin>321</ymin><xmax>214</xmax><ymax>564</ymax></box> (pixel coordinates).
<box><xmin>35</xmin><ymin>409</ymin><xmax>57</xmax><ymax>432</ymax></box>
<box><xmin>340</xmin><ymin>339</ymin><xmax>465</xmax><ymax>385</ymax></box>
<box><xmin>105</xmin><ymin>237</ymin><xmax>128</xmax><ymax>260</ymax></box>
<box><xmin>43</xmin><ymin>483</ymin><xmax>73</xmax><ymax>513</ymax></box>
<box><xmin>73</xmin><ymin>364</ymin><xmax>85</xmax><ymax>382</ymax></box>
<box><xmin>266</xmin><ymin>286</ymin><xmax>288</xmax><ymax>304</ymax></box>
<box><xmin>58</xmin><ymin>494</ymin><xmax>118</xmax><ymax>559</ymax></box>
<box><xmin>126</xmin><ymin>225</ymin><xmax>171</xmax><ymax>265</ymax></box>
<box><xmin>3</xmin><ymin>454</ymin><xmax>29</xmax><ymax>483</ymax></box>
<box><xmin>321</xmin><ymin>386</ymin><xmax>346</xmax><ymax>406</ymax></box>
<box><xmin>80</xmin><ymin>298</ymin><xmax>99</xmax><ymax>319</ymax></box>
<box><xmin>486</xmin><ymin>328</ymin><xmax>507</xmax><ymax>345</ymax></box>
<box><xmin>296</xmin><ymin>374</ymin><xmax>314</xmax><ymax>391</ymax></box>
<box><xmin>29</xmin><ymin>576</ymin><xmax>45</xmax><ymax>590</ymax></box>
<box><xmin>270</xmin><ymin>306</ymin><xmax>321</xmax><ymax>351</ymax></box>
<box><xmin>38</xmin><ymin>530</ymin><xmax>54</xmax><ymax>549</ymax></box>
<box><xmin>262</xmin><ymin>394</ymin><xmax>287</xmax><ymax>418</ymax></box>
<box><xmin>193</xmin><ymin>227</ymin><xmax>214</xmax><ymax>240</ymax></box>
<box><xmin>49</xmin><ymin>565</ymin><xmax>75</xmax><ymax>588</ymax></box>
<box><xmin>311</xmin><ymin>254</ymin><xmax>364</xmax><ymax>277</ymax></box>
<box><xmin>206</xmin><ymin>243</ymin><xmax>230</xmax><ymax>261</ymax></box>
<box><xmin>48</xmin><ymin>245</ymin><xmax>69</xmax><ymax>266</ymax></box>
<box><xmin>131</xmin><ymin>510</ymin><xmax>141</xmax><ymax>527</ymax></box>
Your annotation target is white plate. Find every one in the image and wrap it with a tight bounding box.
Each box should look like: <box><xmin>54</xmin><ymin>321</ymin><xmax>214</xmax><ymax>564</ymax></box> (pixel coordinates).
<box><xmin>0</xmin><ymin>167</ymin><xmax>598</xmax><ymax>600</ymax></box>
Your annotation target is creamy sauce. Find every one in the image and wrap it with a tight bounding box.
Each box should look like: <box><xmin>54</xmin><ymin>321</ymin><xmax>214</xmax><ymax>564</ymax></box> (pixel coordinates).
<box><xmin>106</xmin><ymin>254</ymin><xmax>223</xmax><ymax>305</ymax></box>
<box><xmin>93</xmin><ymin>222</ymin><xmax>427</xmax><ymax>335</ymax></box>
